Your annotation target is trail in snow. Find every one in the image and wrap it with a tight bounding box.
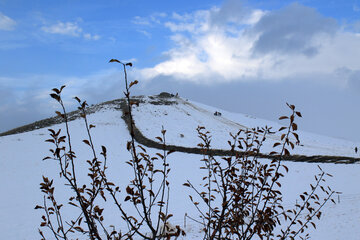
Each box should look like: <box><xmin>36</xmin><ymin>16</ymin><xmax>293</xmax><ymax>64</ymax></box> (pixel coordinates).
<box><xmin>1</xmin><ymin>97</ymin><xmax>360</xmax><ymax>239</ymax></box>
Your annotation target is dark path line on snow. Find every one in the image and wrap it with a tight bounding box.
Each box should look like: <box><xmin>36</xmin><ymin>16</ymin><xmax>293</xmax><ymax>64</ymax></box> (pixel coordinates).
<box><xmin>118</xmin><ymin>100</ymin><xmax>360</xmax><ymax>164</ymax></box>
<box><xmin>1</xmin><ymin>97</ymin><xmax>359</xmax><ymax>164</ymax></box>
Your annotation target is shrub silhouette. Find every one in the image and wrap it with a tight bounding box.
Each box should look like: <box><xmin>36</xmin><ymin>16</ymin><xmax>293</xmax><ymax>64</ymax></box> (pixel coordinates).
<box><xmin>184</xmin><ymin>110</ymin><xmax>335</xmax><ymax>239</ymax></box>
<box><xmin>36</xmin><ymin>59</ymin><xmax>336</xmax><ymax>240</ymax></box>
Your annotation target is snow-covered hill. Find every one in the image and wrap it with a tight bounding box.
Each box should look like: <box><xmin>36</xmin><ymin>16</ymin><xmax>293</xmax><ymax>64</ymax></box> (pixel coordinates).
<box><xmin>1</xmin><ymin>94</ymin><xmax>360</xmax><ymax>239</ymax></box>
<box><xmin>131</xmin><ymin>95</ymin><xmax>359</xmax><ymax>159</ymax></box>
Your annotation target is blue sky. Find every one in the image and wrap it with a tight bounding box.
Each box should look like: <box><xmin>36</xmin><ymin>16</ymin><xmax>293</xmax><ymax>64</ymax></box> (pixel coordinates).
<box><xmin>1</xmin><ymin>0</ymin><xmax>360</xmax><ymax>142</ymax></box>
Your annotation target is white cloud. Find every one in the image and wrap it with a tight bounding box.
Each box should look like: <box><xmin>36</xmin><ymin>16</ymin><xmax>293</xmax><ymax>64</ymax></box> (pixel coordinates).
<box><xmin>84</xmin><ymin>33</ymin><xmax>101</xmax><ymax>40</ymax></box>
<box><xmin>150</xmin><ymin>12</ymin><xmax>167</xmax><ymax>23</ymax></box>
<box><xmin>132</xmin><ymin>16</ymin><xmax>150</xmax><ymax>25</ymax></box>
<box><xmin>42</xmin><ymin>21</ymin><xmax>100</xmax><ymax>40</ymax></box>
<box><xmin>132</xmin><ymin>12</ymin><xmax>167</xmax><ymax>26</ymax></box>
<box><xmin>137</xmin><ymin>5</ymin><xmax>272</xmax><ymax>83</ymax></box>
<box><xmin>137</xmin><ymin>30</ymin><xmax>151</xmax><ymax>38</ymax></box>
<box><xmin>165</xmin><ymin>10</ymin><xmax>211</xmax><ymax>34</ymax></box>
<box><xmin>135</xmin><ymin>1</ymin><xmax>360</xmax><ymax>88</ymax></box>
<box><xmin>0</xmin><ymin>12</ymin><xmax>16</xmax><ymax>31</ymax></box>
<box><xmin>42</xmin><ymin>21</ymin><xmax>82</xmax><ymax>36</ymax></box>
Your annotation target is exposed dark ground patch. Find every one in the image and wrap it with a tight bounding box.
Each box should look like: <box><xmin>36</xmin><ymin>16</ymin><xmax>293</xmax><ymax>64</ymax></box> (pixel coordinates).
<box><xmin>1</xmin><ymin>94</ymin><xmax>360</xmax><ymax>164</ymax></box>
<box><xmin>0</xmin><ymin>99</ymin><xmax>124</xmax><ymax>137</ymax></box>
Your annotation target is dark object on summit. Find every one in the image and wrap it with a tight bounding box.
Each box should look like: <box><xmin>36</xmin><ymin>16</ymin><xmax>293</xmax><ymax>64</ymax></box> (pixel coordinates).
<box><xmin>355</xmin><ymin>147</ymin><xmax>358</xmax><ymax>154</ymax></box>
<box><xmin>158</xmin><ymin>92</ymin><xmax>175</xmax><ymax>98</ymax></box>
<box><xmin>214</xmin><ymin>111</ymin><xmax>222</xmax><ymax>116</ymax></box>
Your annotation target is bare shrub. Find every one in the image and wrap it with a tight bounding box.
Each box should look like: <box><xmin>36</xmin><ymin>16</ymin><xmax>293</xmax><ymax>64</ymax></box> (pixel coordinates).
<box><xmin>36</xmin><ymin>59</ymin><xmax>336</xmax><ymax>240</ymax></box>
<box><xmin>36</xmin><ymin>60</ymin><xmax>183</xmax><ymax>240</ymax></box>
<box><xmin>184</xmin><ymin>105</ymin><xmax>336</xmax><ymax>239</ymax></box>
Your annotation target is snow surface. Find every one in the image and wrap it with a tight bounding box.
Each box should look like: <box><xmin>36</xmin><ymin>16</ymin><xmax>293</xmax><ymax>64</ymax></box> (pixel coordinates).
<box><xmin>132</xmin><ymin>97</ymin><xmax>360</xmax><ymax>157</ymax></box>
<box><xmin>0</xmin><ymin>100</ymin><xmax>360</xmax><ymax>239</ymax></box>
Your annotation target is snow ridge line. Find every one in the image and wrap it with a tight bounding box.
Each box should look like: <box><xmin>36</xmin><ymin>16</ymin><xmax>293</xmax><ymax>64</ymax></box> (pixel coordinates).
<box><xmin>0</xmin><ymin>99</ymin><xmax>120</xmax><ymax>137</ymax></box>
<box><xmin>1</xmin><ymin>96</ymin><xmax>359</xmax><ymax>164</ymax></box>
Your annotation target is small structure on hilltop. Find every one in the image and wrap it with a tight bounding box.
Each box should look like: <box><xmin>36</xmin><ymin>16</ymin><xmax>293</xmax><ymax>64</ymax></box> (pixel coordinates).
<box><xmin>214</xmin><ymin>111</ymin><xmax>222</xmax><ymax>116</ymax></box>
<box><xmin>158</xmin><ymin>92</ymin><xmax>175</xmax><ymax>98</ymax></box>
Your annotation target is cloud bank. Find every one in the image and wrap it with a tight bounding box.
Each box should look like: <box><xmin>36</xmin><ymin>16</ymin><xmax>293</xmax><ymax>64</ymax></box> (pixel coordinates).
<box><xmin>136</xmin><ymin>1</ymin><xmax>360</xmax><ymax>88</ymax></box>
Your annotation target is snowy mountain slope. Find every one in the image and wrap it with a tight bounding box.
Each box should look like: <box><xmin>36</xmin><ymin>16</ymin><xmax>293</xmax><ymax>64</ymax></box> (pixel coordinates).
<box><xmin>0</xmin><ymin>96</ymin><xmax>360</xmax><ymax>239</ymax></box>
<box><xmin>131</xmin><ymin>95</ymin><xmax>360</xmax><ymax>158</ymax></box>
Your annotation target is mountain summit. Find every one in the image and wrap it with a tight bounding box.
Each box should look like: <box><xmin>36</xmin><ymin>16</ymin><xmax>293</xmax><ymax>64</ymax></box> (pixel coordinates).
<box><xmin>1</xmin><ymin>92</ymin><xmax>359</xmax><ymax>163</ymax></box>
